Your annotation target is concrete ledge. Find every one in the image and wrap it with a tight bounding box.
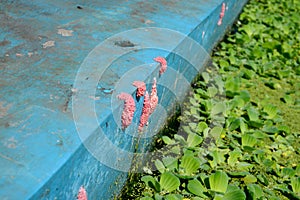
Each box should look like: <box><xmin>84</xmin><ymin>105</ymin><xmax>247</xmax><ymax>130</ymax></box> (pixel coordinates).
<box><xmin>0</xmin><ymin>0</ymin><xmax>247</xmax><ymax>199</ymax></box>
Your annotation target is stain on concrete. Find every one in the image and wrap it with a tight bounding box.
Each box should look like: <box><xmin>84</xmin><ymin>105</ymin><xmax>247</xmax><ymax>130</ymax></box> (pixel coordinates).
<box><xmin>114</xmin><ymin>40</ymin><xmax>135</xmax><ymax>47</ymax></box>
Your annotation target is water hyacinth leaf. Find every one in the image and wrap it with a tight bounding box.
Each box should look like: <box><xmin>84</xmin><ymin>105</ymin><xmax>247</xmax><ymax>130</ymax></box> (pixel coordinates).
<box><xmin>187</xmin><ymin>133</ymin><xmax>203</xmax><ymax>147</ymax></box>
<box><xmin>263</xmin><ymin>104</ymin><xmax>278</xmax><ymax>119</ymax></box>
<box><xmin>239</xmin><ymin>119</ymin><xmax>247</xmax><ymax>134</ymax></box>
<box><xmin>236</xmin><ymin>162</ymin><xmax>254</xmax><ymax>171</ymax></box>
<box><xmin>162</xmin><ymin>157</ymin><xmax>178</xmax><ymax>171</ymax></box>
<box><xmin>170</xmin><ymin>146</ymin><xmax>181</xmax><ymax>154</ymax></box>
<box><xmin>202</xmin><ymin>72</ymin><xmax>210</xmax><ymax>83</ymax></box>
<box><xmin>211</xmin><ymin>102</ymin><xmax>226</xmax><ymax>116</ymax></box>
<box><xmin>187</xmin><ymin>179</ymin><xmax>207</xmax><ymax>197</ymax></box>
<box><xmin>228</xmin><ymin>118</ymin><xmax>241</xmax><ymax>131</ymax></box>
<box><xmin>160</xmin><ymin>172</ymin><xmax>180</xmax><ymax>192</ymax></box>
<box><xmin>155</xmin><ymin>159</ymin><xmax>165</xmax><ymax>173</ymax></box>
<box><xmin>262</xmin><ymin>125</ymin><xmax>279</xmax><ymax>134</ymax></box>
<box><xmin>174</xmin><ymin>134</ymin><xmax>186</xmax><ymax>144</ymax></box>
<box><xmin>222</xmin><ymin>185</ymin><xmax>246</xmax><ymax>200</ymax></box>
<box><xmin>225</xmin><ymin>77</ymin><xmax>240</xmax><ymax>95</ymax></box>
<box><xmin>291</xmin><ymin>177</ymin><xmax>300</xmax><ymax>194</ymax></box>
<box><xmin>282</xmin><ymin>94</ymin><xmax>293</xmax><ymax>104</ymax></box>
<box><xmin>214</xmin><ymin>75</ymin><xmax>225</xmax><ymax>93</ymax></box>
<box><xmin>296</xmin><ymin>165</ymin><xmax>300</xmax><ymax>176</ymax></box>
<box><xmin>162</xmin><ymin>136</ymin><xmax>175</xmax><ymax>145</ymax></box>
<box><xmin>239</xmin><ymin>90</ymin><xmax>251</xmax><ymax>103</ymax></box>
<box><xmin>141</xmin><ymin>197</ymin><xmax>153</xmax><ymax>200</ymax></box>
<box><xmin>197</xmin><ymin>122</ymin><xmax>208</xmax><ymax>133</ymax></box>
<box><xmin>210</xmin><ymin>126</ymin><xmax>223</xmax><ymax>140</ymax></box>
<box><xmin>247</xmin><ymin>107</ymin><xmax>259</xmax><ymax>122</ymax></box>
<box><xmin>209</xmin><ymin>150</ymin><xmax>225</xmax><ymax>168</ymax></box>
<box><xmin>209</xmin><ymin>171</ymin><xmax>229</xmax><ymax>193</ymax></box>
<box><xmin>189</xmin><ymin>122</ymin><xmax>198</xmax><ymax>130</ymax></box>
<box><xmin>191</xmin><ymin>197</ymin><xmax>203</xmax><ymax>200</ymax></box>
<box><xmin>281</xmin><ymin>168</ymin><xmax>295</xmax><ymax>178</ymax></box>
<box><xmin>190</xmin><ymin>98</ymin><xmax>199</xmax><ymax>107</ymax></box>
<box><xmin>242</xmin><ymin>134</ymin><xmax>257</xmax><ymax>147</ymax></box>
<box><xmin>277</xmin><ymin>125</ymin><xmax>291</xmax><ymax>134</ymax></box>
<box><xmin>228</xmin><ymin>171</ymin><xmax>249</xmax><ymax>178</ymax></box>
<box><xmin>142</xmin><ymin>175</ymin><xmax>160</xmax><ymax>192</ymax></box>
<box><xmin>247</xmin><ymin>184</ymin><xmax>263</xmax><ymax>199</ymax></box>
<box><xmin>243</xmin><ymin>174</ymin><xmax>257</xmax><ymax>183</ymax></box>
<box><xmin>242</xmin><ymin>69</ymin><xmax>255</xmax><ymax>79</ymax></box>
<box><xmin>228</xmin><ymin>150</ymin><xmax>242</xmax><ymax>166</ymax></box>
<box><xmin>180</xmin><ymin>155</ymin><xmax>200</xmax><ymax>175</ymax></box>
<box><xmin>154</xmin><ymin>193</ymin><xmax>163</xmax><ymax>200</ymax></box>
<box><xmin>219</xmin><ymin>60</ymin><xmax>230</xmax><ymax>69</ymax></box>
<box><xmin>257</xmin><ymin>174</ymin><xmax>269</xmax><ymax>186</ymax></box>
<box><xmin>182</xmin><ymin>126</ymin><xmax>193</xmax><ymax>135</ymax></box>
<box><xmin>207</xmin><ymin>86</ymin><xmax>218</xmax><ymax>98</ymax></box>
<box><xmin>164</xmin><ymin>194</ymin><xmax>183</xmax><ymax>200</ymax></box>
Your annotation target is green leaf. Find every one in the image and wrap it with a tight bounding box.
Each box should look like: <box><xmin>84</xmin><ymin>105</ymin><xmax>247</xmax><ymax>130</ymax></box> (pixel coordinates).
<box><xmin>257</xmin><ymin>174</ymin><xmax>269</xmax><ymax>186</ymax></box>
<box><xmin>236</xmin><ymin>162</ymin><xmax>254</xmax><ymax>171</ymax></box>
<box><xmin>228</xmin><ymin>150</ymin><xmax>242</xmax><ymax>166</ymax></box>
<box><xmin>202</xmin><ymin>72</ymin><xmax>210</xmax><ymax>83</ymax></box>
<box><xmin>296</xmin><ymin>165</ymin><xmax>300</xmax><ymax>176</ymax></box>
<box><xmin>140</xmin><ymin>197</ymin><xmax>153</xmax><ymax>200</ymax></box>
<box><xmin>242</xmin><ymin>134</ymin><xmax>257</xmax><ymax>147</ymax></box>
<box><xmin>228</xmin><ymin>118</ymin><xmax>241</xmax><ymax>131</ymax></box>
<box><xmin>247</xmin><ymin>107</ymin><xmax>259</xmax><ymax>122</ymax></box>
<box><xmin>209</xmin><ymin>150</ymin><xmax>225</xmax><ymax>168</ymax></box>
<box><xmin>187</xmin><ymin>133</ymin><xmax>203</xmax><ymax>147</ymax></box>
<box><xmin>180</xmin><ymin>155</ymin><xmax>200</xmax><ymax>175</ymax></box>
<box><xmin>211</xmin><ymin>102</ymin><xmax>226</xmax><ymax>116</ymax></box>
<box><xmin>247</xmin><ymin>184</ymin><xmax>263</xmax><ymax>199</ymax></box>
<box><xmin>182</xmin><ymin>126</ymin><xmax>193</xmax><ymax>135</ymax></box>
<box><xmin>190</xmin><ymin>98</ymin><xmax>199</xmax><ymax>107</ymax></box>
<box><xmin>214</xmin><ymin>75</ymin><xmax>225</xmax><ymax>93</ymax></box>
<box><xmin>154</xmin><ymin>193</ymin><xmax>163</xmax><ymax>200</ymax></box>
<box><xmin>164</xmin><ymin>194</ymin><xmax>183</xmax><ymax>200</ymax></box>
<box><xmin>263</xmin><ymin>104</ymin><xmax>278</xmax><ymax>119</ymax></box>
<box><xmin>277</xmin><ymin>125</ymin><xmax>291</xmax><ymax>134</ymax></box>
<box><xmin>142</xmin><ymin>175</ymin><xmax>160</xmax><ymax>192</ymax></box>
<box><xmin>162</xmin><ymin>136</ymin><xmax>175</xmax><ymax>145</ymax></box>
<box><xmin>210</xmin><ymin>126</ymin><xmax>223</xmax><ymax>141</ymax></box>
<box><xmin>243</xmin><ymin>175</ymin><xmax>257</xmax><ymax>183</ymax></box>
<box><xmin>239</xmin><ymin>90</ymin><xmax>251</xmax><ymax>103</ymax></box>
<box><xmin>160</xmin><ymin>172</ymin><xmax>180</xmax><ymax>193</ymax></box>
<box><xmin>282</xmin><ymin>94</ymin><xmax>293</xmax><ymax>105</ymax></box>
<box><xmin>291</xmin><ymin>177</ymin><xmax>300</xmax><ymax>194</ymax></box>
<box><xmin>155</xmin><ymin>159</ymin><xmax>165</xmax><ymax>173</ymax></box>
<box><xmin>281</xmin><ymin>168</ymin><xmax>295</xmax><ymax>178</ymax></box>
<box><xmin>219</xmin><ymin>60</ymin><xmax>230</xmax><ymax>68</ymax></box>
<box><xmin>209</xmin><ymin>171</ymin><xmax>229</xmax><ymax>193</ymax></box>
<box><xmin>225</xmin><ymin>77</ymin><xmax>240</xmax><ymax>95</ymax></box>
<box><xmin>207</xmin><ymin>86</ymin><xmax>218</xmax><ymax>98</ymax></box>
<box><xmin>222</xmin><ymin>185</ymin><xmax>246</xmax><ymax>200</ymax></box>
<box><xmin>187</xmin><ymin>179</ymin><xmax>207</xmax><ymax>197</ymax></box>
<box><xmin>174</xmin><ymin>134</ymin><xmax>186</xmax><ymax>144</ymax></box>
<box><xmin>262</xmin><ymin>125</ymin><xmax>279</xmax><ymax>134</ymax></box>
<box><xmin>197</xmin><ymin>122</ymin><xmax>208</xmax><ymax>133</ymax></box>
<box><xmin>162</xmin><ymin>157</ymin><xmax>178</xmax><ymax>171</ymax></box>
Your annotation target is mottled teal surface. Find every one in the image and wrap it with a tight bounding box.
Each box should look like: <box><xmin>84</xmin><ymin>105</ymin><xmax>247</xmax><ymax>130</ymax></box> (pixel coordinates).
<box><xmin>0</xmin><ymin>0</ymin><xmax>247</xmax><ymax>199</ymax></box>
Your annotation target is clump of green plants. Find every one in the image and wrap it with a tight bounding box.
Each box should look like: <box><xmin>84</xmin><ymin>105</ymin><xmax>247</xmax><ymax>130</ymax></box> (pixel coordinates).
<box><xmin>118</xmin><ymin>0</ymin><xmax>300</xmax><ymax>199</ymax></box>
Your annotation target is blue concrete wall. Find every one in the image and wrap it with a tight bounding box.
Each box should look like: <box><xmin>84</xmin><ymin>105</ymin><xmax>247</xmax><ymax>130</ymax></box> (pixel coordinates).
<box><xmin>0</xmin><ymin>0</ymin><xmax>247</xmax><ymax>199</ymax></box>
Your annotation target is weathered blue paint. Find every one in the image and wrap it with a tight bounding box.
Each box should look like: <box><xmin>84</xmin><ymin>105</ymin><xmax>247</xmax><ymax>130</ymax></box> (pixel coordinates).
<box><xmin>0</xmin><ymin>0</ymin><xmax>248</xmax><ymax>199</ymax></box>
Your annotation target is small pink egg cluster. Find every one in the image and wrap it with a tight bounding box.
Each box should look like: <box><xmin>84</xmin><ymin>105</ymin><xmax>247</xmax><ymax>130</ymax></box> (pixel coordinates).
<box><xmin>77</xmin><ymin>186</ymin><xmax>87</xmax><ymax>200</ymax></box>
<box><xmin>118</xmin><ymin>57</ymin><xmax>167</xmax><ymax>131</ymax></box>
<box><xmin>218</xmin><ymin>3</ymin><xmax>226</xmax><ymax>26</ymax></box>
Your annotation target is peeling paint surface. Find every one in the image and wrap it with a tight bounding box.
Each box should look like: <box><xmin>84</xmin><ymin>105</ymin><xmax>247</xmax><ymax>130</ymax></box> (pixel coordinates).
<box><xmin>0</xmin><ymin>0</ymin><xmax>248</xmax><ymax>199</ymax></box>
